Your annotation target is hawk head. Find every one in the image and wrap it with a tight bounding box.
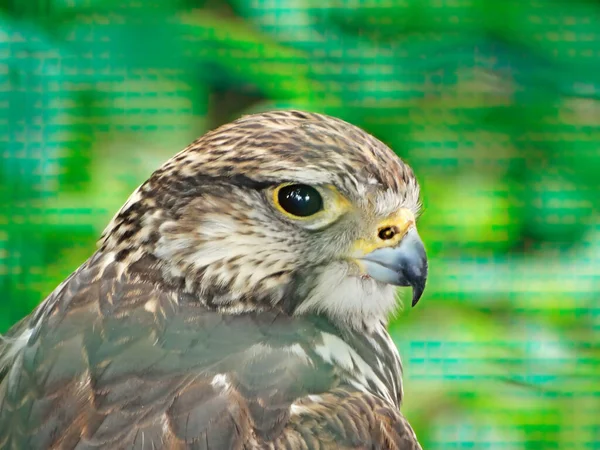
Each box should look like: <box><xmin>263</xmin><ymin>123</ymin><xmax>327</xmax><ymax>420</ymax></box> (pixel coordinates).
<box><xmin>99</xmin><ymin>110</ymin><xmax>427</xmax><ymax>329</ymax></box>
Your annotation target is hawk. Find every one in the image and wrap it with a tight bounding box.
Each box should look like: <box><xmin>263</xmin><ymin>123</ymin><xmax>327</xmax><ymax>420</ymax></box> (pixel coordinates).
<box><xmin>0</xmin><ymin>110</ymin><xmax>428</xmax><ymax>449</ymax></box>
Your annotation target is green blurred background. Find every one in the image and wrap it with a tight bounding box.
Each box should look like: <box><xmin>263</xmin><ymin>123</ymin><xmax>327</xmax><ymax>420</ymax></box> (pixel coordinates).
<box><xmin>1</xmin><ymin>0</ymin><xmax>599</xmax><ymax>448</ymax></box>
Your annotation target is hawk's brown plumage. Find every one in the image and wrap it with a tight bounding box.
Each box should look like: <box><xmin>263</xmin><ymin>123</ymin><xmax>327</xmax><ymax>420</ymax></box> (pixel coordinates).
<box><xmin>0</xmin><ymin>110</ymin><xmax>426</xmax><ymax>449</ymax></box>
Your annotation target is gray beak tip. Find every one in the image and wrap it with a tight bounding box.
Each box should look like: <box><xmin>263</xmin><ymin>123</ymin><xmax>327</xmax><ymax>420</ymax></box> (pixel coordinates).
<box><xmin>411</xmin><ymin>277</ymin><xmax>426</xmax><ymax>307</ymax></box>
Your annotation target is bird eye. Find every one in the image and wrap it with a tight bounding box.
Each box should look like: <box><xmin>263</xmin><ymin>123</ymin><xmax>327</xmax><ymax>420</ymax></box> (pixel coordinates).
<box><xmin>276</xmin><ymin>184</ymin><xmax>323</xmax><ymax>218</ymax></box>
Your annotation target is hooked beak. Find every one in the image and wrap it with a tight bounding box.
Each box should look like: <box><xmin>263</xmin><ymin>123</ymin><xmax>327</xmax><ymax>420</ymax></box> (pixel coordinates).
<box><xmin>358</xmin><ymin>228</ymin><xmax>428</xmax><ymax>306</ymax></box>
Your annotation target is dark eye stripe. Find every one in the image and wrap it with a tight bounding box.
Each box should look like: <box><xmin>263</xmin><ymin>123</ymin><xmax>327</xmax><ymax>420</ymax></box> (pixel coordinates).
<box><xmin>277</xmin><ymin>184</ymin><xmax>323</xmax><ymax>217</ymax></box>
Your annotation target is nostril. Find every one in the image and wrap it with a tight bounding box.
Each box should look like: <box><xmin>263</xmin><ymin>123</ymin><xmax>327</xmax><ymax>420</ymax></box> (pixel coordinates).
<box><xmin>378</xmin><ymin>226</ymin><xmax>397</xmax><ymax>241</ymax></box>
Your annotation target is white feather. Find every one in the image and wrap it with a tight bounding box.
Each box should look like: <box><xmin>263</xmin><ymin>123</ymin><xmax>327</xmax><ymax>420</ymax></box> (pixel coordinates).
<box><xmin>0</xmin><ymin>328</ymin><xmax>33</xmax><ymax>373</ymax></box>
<box><xmin>295</xmin><ymin>262</ymin><xmax>398</xmax><ymax>330</ymax></box>
<box><xmin>314</xmin><ymin>332</ymin><xmax>394</xmax><ymax>405</ymax></box>
<box><xmin>210</xmin><ymin>373</ymin><xmax>231</xmax><ymax>392</ymax></box>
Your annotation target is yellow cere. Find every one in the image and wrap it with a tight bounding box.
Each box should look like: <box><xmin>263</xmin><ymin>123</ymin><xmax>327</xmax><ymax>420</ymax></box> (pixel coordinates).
<box><xmin>351</xmin><ymin>208</ymin><xmax>416</xmax><ymax>257</ymax></box>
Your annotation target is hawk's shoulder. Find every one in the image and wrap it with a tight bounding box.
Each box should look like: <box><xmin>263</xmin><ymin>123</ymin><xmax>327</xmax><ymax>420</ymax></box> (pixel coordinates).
<box><xmin>0</xmin><ymin>253</ymin><xmax>419</xmax><ymax>449</ymax></box>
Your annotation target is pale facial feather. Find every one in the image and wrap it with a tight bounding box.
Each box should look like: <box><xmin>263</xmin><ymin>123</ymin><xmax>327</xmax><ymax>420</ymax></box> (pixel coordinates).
<box><xmin>147</xmin><ymin>178</ymin><xmax>418</xmax><ymax>329</ymax></box>
<box><xmin>293</xmin><ymin>263</ymin><xmax>399</xmax><ymax>329</ymax></box>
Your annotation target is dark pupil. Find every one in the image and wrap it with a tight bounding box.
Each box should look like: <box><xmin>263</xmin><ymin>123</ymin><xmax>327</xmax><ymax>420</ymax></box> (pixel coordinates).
<box><xmin>278</xmin><ymin>184</ymin><xmax>323</xmax><ymax>217</ymax></box>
